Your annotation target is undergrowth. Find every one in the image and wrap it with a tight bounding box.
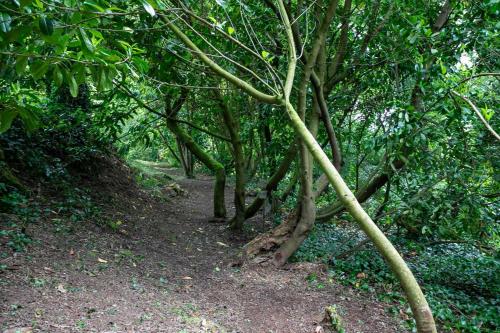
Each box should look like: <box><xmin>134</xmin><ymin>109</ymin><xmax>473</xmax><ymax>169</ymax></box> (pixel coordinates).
<box><xmin>0</xmin><ymin>186</ymin><xmax>101</xmax><ymax>254</ymax></box>
<box><xmin>291</xmin><ymin>223</ymin><xmax>500</xmax><ymax>332</ymax></box>
<box><xmin>0</xmin><ymin>93</ymin><xmax>109</xmax><ymax>256</ymax></box>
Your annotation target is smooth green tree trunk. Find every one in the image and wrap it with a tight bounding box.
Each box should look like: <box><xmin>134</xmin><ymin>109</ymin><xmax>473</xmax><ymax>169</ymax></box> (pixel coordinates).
<box><xmin>166</xmin><ymin>119</ymin><xmax>227</xmax><ymax>218</ymax></box>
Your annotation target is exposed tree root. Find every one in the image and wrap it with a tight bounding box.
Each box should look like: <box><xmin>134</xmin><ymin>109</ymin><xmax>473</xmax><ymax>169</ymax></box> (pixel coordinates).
<box><xmin>243</xmin><ymin>212</ymin><xmax>297</xmax><ymax>258</ymax></box>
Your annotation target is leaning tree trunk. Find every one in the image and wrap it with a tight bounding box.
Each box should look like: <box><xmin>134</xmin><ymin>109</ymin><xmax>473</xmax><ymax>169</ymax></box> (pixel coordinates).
<box><xmin>259</xmin><ymin>5</ymin><xmax>329</xmax><ymax>263</ymax></box>
<box><xmin>316</xmin><ymin>158</ymin><xmax>405</xmax><ymax>220</ymax></box>
<box><xmin>166</xmin><ymin>119</ymin><xmax>226</xmax><ymax>219</ymax></box>
<box><xmin>284</xmin><ymin>100</ymin><xmax>436</xmax><ymax>333</ymax></box>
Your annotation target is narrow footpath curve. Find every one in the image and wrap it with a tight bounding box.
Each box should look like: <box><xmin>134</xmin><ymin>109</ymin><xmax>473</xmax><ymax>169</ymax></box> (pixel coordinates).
<box><xmin>1</xmin><ymin>168</ymin><xmax>406</xmax><ymax>332</ymax></box>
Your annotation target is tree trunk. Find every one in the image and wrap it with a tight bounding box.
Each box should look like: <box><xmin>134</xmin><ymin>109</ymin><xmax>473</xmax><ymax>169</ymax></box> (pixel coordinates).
<box><xmin>316</xmin><ymin>158</ymin><xmax>405</xmax><ymax>221</ymax></box>
<box><xmin>280</xmin><ymin>164</ymin><xmax>298</xmax><ymax>202</ymax></box>
<box><xmin>216</xmin><ymin>90</ymin><xmax>246</xmax><ymax>230</ymax></box>
<box><xmin>273</xmin><ymin>141</ymin><xmax>316</xmax><ymax>265</ymax></box>
<box><xmin>166</xmin><ymin>118</ymin><xmax>226</xmax><ymax>218</ymax></box>
<box><xmin>176</xmin><ymin>138</ymin><xmax>195</xmax><ymax>178</ymax></box>
<box><xmin>185</xmin><ymin>146</ymin><xmax>194</xmax><ymax>177</ymax></box>
<box><xmin>284</xmin><ymin>100</ymin><xmax>436</xmax><ymax>333</ymax></box>
<box><xmin>244</xmin><ymin>142</ymin><xmax>297</xmax><ymax>219</ymax></box>
<box><xmin>244</xmin><ymin>125</ymin><xmax>317</xmax><ymax>265</ymax></box>
<box><xmin>272</xmin><ymin>92</ymin><xmax>320</xmax><ymax>265</ymax></box>
<box><xmin>161</xmin><ymin>90</ymin><xmax>226</xmax><ymax>218</ymax></box>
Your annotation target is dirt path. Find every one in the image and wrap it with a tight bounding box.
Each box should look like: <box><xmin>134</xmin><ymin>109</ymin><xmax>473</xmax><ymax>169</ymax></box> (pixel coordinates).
<box><xmin>1</xmin><ymin>168</ymin><xmax>405</xmax><ymax>333</ymax></box>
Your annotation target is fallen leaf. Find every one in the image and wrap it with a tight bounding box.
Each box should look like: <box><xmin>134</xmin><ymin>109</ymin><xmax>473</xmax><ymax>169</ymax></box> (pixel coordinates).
<box><xmin>216</xmin><ymin>241</ymin><xmax>229</xmax><ymax>247</ymax></box>
<box><xmin>86</xmin><ymin>270</ymin><xmax>97</xmax><ymax>277</ymax></box>
<box><xmin>43</xmin><ymin>267</ymin><xmax>54</xmax><ymax>273</ymax></box>
<box><xmin>356</xmin><ymin>272</ymin><xmax>367</xmax><ymax>279</ymax></box>
<box><xmin>399</xmin><ymin>309</ymin><xmax>410</xmax><ymax>320</ymax></box>
<box><xmin>180</xmin><ymin>276</ymin><xmax>192</xmax><ymax>280</ymax></box>
<box><xmin>56</xmin><ymin>284</ymin><xmax>67</xmax><ymax>293</ymax></box>
<box><xmin>35</xmin><ymin>308</ymin><xmax>43</xmax><ymax>317</ymax></box>
<box><xmin>69</xmin><ymin>249</ymin><xmax>75</xmax><ymax>255</ymax></box>
<box><xmin>315</xmin><ymin>325</ymin><xmax>325</xmax><ymax>333</ymax></box>
<box><xmin>97</xmin><ymin>258</ymin><xmax>108</xmax><ymax>263</ymax></box>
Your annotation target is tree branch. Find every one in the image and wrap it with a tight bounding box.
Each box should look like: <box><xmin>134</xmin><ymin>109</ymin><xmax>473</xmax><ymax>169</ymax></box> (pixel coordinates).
<box><xmin>451</xmin><ymin>90</ymin><xmax>500</xmax><ymax>142</ymax></box>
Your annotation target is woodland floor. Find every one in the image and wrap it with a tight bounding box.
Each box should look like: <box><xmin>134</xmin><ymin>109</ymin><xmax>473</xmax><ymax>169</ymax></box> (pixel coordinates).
<box><xmin>0</xmin><ymin>160</ymin><xmax>407</xmax><ymax>333</ymax></box>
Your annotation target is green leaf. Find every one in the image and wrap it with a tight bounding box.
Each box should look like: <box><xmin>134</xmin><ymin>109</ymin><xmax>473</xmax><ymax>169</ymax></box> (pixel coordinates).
<box><xmin>0</xmin><ymin>107</ymin><xmax>18</xmax><ymax>134</ymax></box>
<box><xmin>30</xmin><ymin>61</ymin><xmax>49</xmax><ymax>79</ymax></box>
<box><xmin>103</xmin><ymin>72</ymin><xmax>113</xmax><ymax>91</ymax></box>
<box><xmin>140</xmin><ymin>0</ymin><xmax>156</xmax><ymax>17</ymax></box>
<box><xmin>440</xmin><ymin>63</ymin><xmax>446</xmax><ymax>75</ymax></box>
<box><xmin>97</xmin><ymin>67</ymin><xmax>113</xmax><ymax>92</ymax></box>
<box><xmin>215</xmin><ymin>0</ymin><xmax>227</xmax><ymax>8</ymax></box>
<box><xmin>18</xmin><ymin>106</ymin><xmax>39</xmax><ymax>132</ymax></box>
<box><xmin>70</xmin><ymin>12</ymin><xmax>82</xmax><ymax>24</ymax></box>
<box><xmin>15</xmin><ymin>56</ymin><xmax>29</xmax><ymax>74</ymax></box>
<box><xmin>52</xmin><ymin>65</ymin><xmax>64</xmax><ymax>86</ymax></box>
<box><xmin>72</xmin><ymin>63</ymin><xmax>86</xmax><ymax>84</ymax></box>
<box><xmin>89</xmin><ymin>29</ymin><xmax>103</xmax><ymax>40</ymax></box>
<box><xmin>132</xmin><ymin>57</ymin><xmax>149</xmax><ymax>73</ymax></box>
<box><xmin>98</xmin><ymin>48</ymin><xmax>121</xmax><ymax>62</ymax></box>
<box><xmin>39</xmin><ymin>16</ymin><xmax>54</xmax><ymax>36</ymax></box>
<box><xmin>0</xmin><ymin>13</ymin><xmax>12</xmax><ymax>33</ymax></box>
<box><xmin>83</xmin><ymin>1</ymin><xmax>105</xmax><ymax>12</ymax></box>
<box><xmin>79</xmin><ymin>27</ymin><xmax>95</xmax><ymax>53</ymax></box>
<box><xmin>227</xmin><ymin>26</ymin><xmax>235</xmax><ymax>35</ymax></box>
<box><xmin>261</xmin><ymin>50</ymin><xmax>270</xmax><ymax>59</ymax></box>
<box><xmin>20</xmin><ymin>0</ymin><xmax>32</xmax><ymax>7</ymax></box>
<box><xmin>67</xmin><ymin>72</ymin><xmax>78</xmax><ymax>97</ymax></box>
<box><xmin>481</xmin><ymin>107</ymin><xmax>494</xmax><ymax>121</ymax></box>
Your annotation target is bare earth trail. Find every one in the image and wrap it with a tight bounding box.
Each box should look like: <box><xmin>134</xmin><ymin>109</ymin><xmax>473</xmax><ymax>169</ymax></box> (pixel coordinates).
<box><xmin>1</xmin><ymin>165</ymin><xmax>405</xmax><ymax>333</ymax></box>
